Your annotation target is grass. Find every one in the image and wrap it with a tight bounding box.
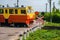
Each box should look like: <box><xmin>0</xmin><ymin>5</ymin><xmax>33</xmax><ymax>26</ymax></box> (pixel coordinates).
<box><xmin>44</xmin><ymin>21</ymin><xmax>60</xmax><ymax>27</ymax></box>
<box><xmin>25</xmin><ymin>21</ymin><xmax>60</xmax><ymax>40</ymax></box>
<box><xmin>26</xmin><ymin>29</ymin><xmax>60</xmax><ymax>40</ymax></box>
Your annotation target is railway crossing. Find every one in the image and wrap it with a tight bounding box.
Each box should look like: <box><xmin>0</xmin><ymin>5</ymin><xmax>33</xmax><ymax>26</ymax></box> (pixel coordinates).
<box><xmin>0</xmin><ymin>17</ymin><xmax>44</xmax><ymax>40</ymax></box>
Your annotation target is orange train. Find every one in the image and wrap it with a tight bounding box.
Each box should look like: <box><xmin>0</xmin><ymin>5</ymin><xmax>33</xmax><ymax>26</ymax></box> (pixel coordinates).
<box><xmin>0</xmin><ymin>6</ymin><xmax>39</xmax><ymax>27</ymax></box>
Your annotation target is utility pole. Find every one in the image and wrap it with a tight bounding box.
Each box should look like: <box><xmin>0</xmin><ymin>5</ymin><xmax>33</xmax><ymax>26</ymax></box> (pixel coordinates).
<box><xmin>17</xmin><ymin>0</ymin><xmax>19</xmax><ymax>7</ymax></box>
<box><xmin>48</xmin><ymin>0</ymin><xmax>52</xmax><ymax>22</ymax></box>
<box><xmin>46</xmin><ymin>3</ymin><xmax>48</xmax><ymax>13</ymax></box>
<box><xmin>53</xmin><ymin>2</ymin><xmax>55</xmax><ymax>13</ymax></box>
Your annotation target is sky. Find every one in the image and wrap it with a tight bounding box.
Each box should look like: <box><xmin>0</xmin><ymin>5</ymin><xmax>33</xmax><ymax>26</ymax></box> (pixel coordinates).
<box><xmin>0</xmin><ymin>0</ymin><xmax>60</xmax><ymax>12</ymax></box>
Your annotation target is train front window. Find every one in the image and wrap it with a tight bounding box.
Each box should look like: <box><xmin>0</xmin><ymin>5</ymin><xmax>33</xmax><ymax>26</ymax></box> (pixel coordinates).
<box><xmin>0</xmin><ymin>9</ymin><xmax>4</xmax><ymax>14</ymax></box>
<box><xmin>28</xmin><ymin>10</ymin><xmax>31</xmax><ymax>13</ymax></box>
<box><xmin>9</xmin><ymin>9</ymin><xmax>13</xmax><ymax>14</ymax></box>
<box><xmin>21</xmin><ymin>10</ymin><xmax>26</xmax><ymax>14</ymax></box>
<box><xmin>27</xmin><ymin>9</ymin><xmax>34</xmax><ymax>13</ymax></box>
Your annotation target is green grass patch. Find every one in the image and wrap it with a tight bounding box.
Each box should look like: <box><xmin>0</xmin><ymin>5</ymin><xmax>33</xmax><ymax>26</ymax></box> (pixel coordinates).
<box><xmin>26</xmin><ymin>29</ymin><xmax>60</xmax><ymax>40</ymax></box>
<box><xmin>44</xmin><ymin>22</ymin><xmax>60</xmax><ymax>27</ymax></box>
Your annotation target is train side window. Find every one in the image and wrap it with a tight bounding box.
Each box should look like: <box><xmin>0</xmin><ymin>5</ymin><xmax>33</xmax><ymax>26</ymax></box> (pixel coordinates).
<box><xmin>0</xmin><ymin>9</ymin><xmax>4</xmax><ymax>14</ymax></box>
<box><xmin>15</xmin><ymin>9</ymin><xmax>18</xmax><ymax>14</ymax></box>
<box><xmin>5</xmin><ymin>9</ymin><xmax>8</xmax><ymax>13</ymax></box>
<box><xmin>9</xmin><ymin>9</ymin><xmax>13</xmax><ymax>14</ymax></box>
<box><xmin>21</xmin><ymin>10</ymin><xmax>26</xmax><ymax>14</ymax></box>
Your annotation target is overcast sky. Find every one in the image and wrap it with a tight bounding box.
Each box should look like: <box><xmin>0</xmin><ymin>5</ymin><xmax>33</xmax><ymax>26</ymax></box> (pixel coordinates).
<box><xmin>0</xmin><ymin>0</ymin><xmax>60</xmax><ymax>12</ymax></box>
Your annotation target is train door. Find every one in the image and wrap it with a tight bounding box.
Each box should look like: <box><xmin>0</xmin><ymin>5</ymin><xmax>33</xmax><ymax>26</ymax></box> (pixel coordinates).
<box><xmin>4</xmin><ymin>8</ymin><xmax>9</xmax><ymax>19</ymax></box>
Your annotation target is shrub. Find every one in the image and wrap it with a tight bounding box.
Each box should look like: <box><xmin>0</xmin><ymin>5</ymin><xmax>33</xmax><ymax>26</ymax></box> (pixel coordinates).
<box><xmin>44</xmin><ymin>12</ymin><xmax>50</xmax><ymax>22</ymax></box>
<box><xmin>44</xmin><ymin>12</ymin><xmax>60</xmax><ymax>23</ymax></box>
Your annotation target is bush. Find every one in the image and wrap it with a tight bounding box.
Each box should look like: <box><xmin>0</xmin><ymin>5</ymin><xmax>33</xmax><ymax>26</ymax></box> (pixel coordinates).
<box><xmin>44</xmin><ymin>12</ymin><xmax>60</xmax><ymax>23</ymax></box>
<box><xmin>44</xmin><ymin>12</ymin><xmax>50</xmax><ymax>22</ymax></box>
<box><xmin>52</xmin><ymin>13</ymin><xmax>60</xmax><ymax>23</ymax></box>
